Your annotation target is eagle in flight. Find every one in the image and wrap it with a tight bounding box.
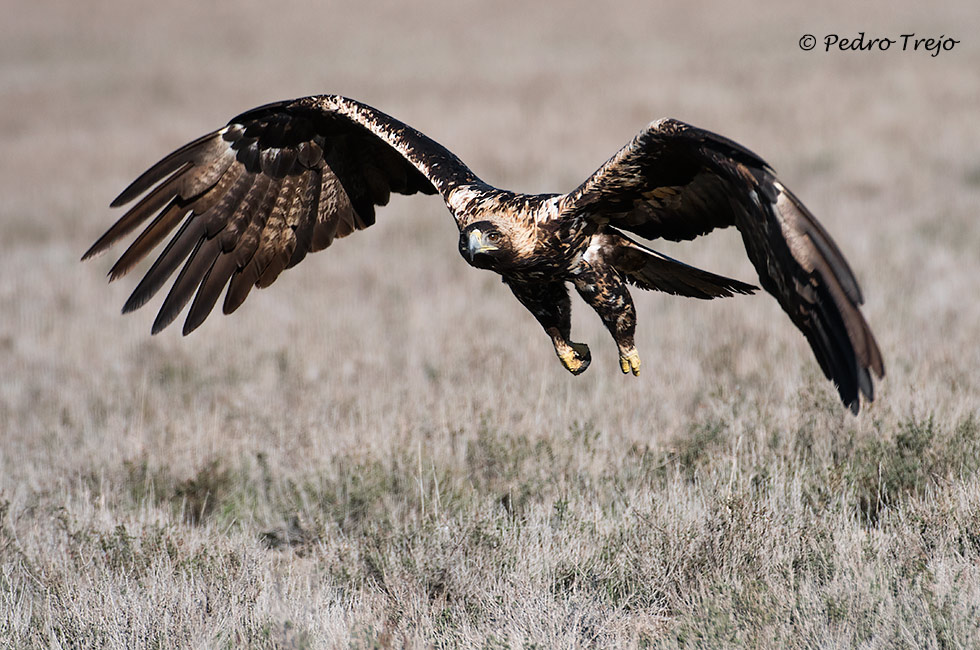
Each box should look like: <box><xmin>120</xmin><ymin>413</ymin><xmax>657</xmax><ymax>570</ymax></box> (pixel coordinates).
<box><xmin>85</xmin><ymin>95</ymin><xmax>884</xmax><ymax>412</ymax></box>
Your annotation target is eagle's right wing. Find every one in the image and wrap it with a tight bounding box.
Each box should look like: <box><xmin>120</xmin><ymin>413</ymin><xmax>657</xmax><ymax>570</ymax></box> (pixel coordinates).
<box><xmin>84</xmin><ymin>95</ymin><xmax>480</xmax><ymax>335</ymax></box>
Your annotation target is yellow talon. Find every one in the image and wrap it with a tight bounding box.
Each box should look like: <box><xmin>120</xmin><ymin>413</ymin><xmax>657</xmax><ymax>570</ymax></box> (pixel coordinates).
<box><xmin>560</xmin><ymin>350</ymin><xmax>583</xmax><ymax>373</ymax></box>
<box><xmin>620</xmin><ymin>350</ymin><xmax>641</xmax><ymax>376</ymax></box>
<box><xmin>557</xmin><ymin>341</ymin><xmax>591</xmax><ymax>375</ymax></box>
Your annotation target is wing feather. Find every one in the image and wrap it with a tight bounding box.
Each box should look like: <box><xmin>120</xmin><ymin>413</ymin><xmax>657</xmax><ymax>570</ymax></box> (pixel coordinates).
<box><xmin>85</xmin><ymin>163</ymin><xmax>193</xmax><ymax>260</ymax></box>
<box><xmin>176</xmin><ymin>176</ymin><xmax>285</xmax><ymax>333</ymax></box>
<box><xmin>285</xmin><ymin>167</ymin><xmax>319</xmax><ymax>268</ymax></box>
<box><xmin>107</xmin><ymin>198</ymin><xmax>187</xmax><ymax>281</ymax></box>
<box><xmin>184</xmin><ymin>253</ymin><xmax>239</xmax><ymax>335</ymax></box>
<box><xmin>121</xmin><ymin>217</ymin><xmax>207</xmax><ymax>314</ymax></box>
<box><xmin>223</xmin><ymin>264</ymin><xmax>260</xmax><ymax>316</ymax></box>
<box><xmin>152</xmin><ymin>237</ymin><xmax>222</xmax><ymax>335</ymax></box>
<box><xmin>109</xmin><ymin>131</ymin><xmax>228</xmax><ymax>207</ymax></box>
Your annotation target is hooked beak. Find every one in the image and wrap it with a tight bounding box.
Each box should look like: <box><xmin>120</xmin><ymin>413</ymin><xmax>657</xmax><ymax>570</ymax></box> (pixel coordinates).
<box><xmin>467</xmin><ymin>229</ymin><xmax>499</xmax><ymax>261</ymax></box>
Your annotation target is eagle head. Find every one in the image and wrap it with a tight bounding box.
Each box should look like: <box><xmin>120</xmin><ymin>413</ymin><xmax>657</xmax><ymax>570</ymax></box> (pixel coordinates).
<box><xmin>459</xmin><ymin>220</ymin><xmax>511</xmax><ymax>270</ymax></box>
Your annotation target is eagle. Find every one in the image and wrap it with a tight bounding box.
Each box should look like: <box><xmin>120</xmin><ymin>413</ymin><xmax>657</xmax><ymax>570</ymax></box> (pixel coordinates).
<box><xmin>84</xmin><ymin>95</ymin><xmax>884</xmax><ymax>413</ymax></box>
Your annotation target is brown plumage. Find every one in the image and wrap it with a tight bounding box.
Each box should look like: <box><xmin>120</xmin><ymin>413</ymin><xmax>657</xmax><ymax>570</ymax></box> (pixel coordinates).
<box><xmin>85</xmin><ymin>95</ymin><xmax>883</xmax><ymax>413</ymax></box>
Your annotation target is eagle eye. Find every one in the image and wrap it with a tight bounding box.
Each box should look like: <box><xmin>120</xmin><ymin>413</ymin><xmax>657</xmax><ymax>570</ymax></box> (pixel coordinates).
<box><xmin>487</xmin><ymin>231</ymin><xmax>501</xmax><ymax>243</ymax></box>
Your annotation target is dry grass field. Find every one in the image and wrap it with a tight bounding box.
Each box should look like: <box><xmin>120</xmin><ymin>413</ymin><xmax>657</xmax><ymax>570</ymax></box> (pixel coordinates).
<box><xmin>3</xmin><ymin>0</ymin><xmax>980</xmax><ymax>647</ymax></box>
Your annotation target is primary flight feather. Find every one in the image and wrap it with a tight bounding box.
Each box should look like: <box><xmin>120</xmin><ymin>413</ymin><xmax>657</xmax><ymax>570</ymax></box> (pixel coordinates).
<box><xmin>85</xmin><ymin>95</ymin><xmax>884</xmax><ymax>412</ymax></box>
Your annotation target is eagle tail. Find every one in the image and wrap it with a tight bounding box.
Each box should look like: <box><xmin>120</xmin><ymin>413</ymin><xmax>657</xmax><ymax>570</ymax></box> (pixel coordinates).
<box><xmin>609</xmin><ymin>231</ymin><xmax>758</xmax><ymax>299</ymax></box>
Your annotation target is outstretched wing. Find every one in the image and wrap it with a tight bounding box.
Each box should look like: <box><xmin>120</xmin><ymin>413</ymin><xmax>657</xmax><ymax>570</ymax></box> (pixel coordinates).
<box><xmin>84</xmin><ymin>95</ymin><xmax>481</xmax><ymax>335</ymax></box>
<box><xmin>560</xmin><ymin>118</ymin><xmax>884</xmax><ymax>413</ymax></box>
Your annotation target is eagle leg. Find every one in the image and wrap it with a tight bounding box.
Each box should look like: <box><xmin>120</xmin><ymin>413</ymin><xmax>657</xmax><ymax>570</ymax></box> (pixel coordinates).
<box><xmin>504</xmin><ymin>278</ymin><xmax>590</xmax><ymax>375</ymax></box>
<box><xmin>572</xmin><ymin>261</ymin><xmax>640</xmax><ymax>376</ymax></box>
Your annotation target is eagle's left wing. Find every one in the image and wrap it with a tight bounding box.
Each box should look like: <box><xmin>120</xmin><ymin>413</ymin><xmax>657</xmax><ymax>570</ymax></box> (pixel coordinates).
<box><xmin>559</xmin><ymin>118</ymin><xmax>883</xmax><ymax>413</ymax></box>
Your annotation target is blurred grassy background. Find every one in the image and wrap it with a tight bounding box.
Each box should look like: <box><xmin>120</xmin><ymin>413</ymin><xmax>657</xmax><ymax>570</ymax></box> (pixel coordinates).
<box><xmin>2</xmin><ymin>0</ymin><xmax>979</xmax><ymax>647</ymax></box>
